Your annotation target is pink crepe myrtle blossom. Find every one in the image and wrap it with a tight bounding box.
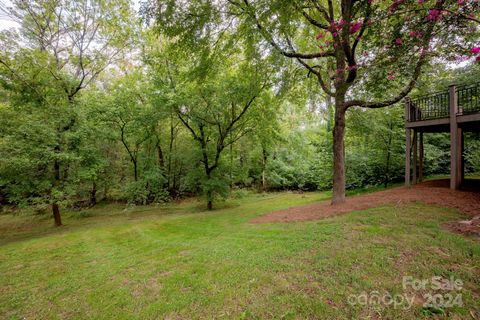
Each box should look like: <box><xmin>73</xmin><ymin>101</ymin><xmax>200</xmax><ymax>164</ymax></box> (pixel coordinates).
<box><xmin>427</xmin><ymin>9</ymin><xmax>441</xmax><ymax>21</ymax></box>
<box><xmin>409</xmin><ymin>31</ymin><xmax>422</xmax><ymax>38</ymax></box>
<box><xmin>350</xmin><ymin>21</ymin><xmax>363</xmax><ymax>34</ymax></box>
<box><xmin>387</xmin><ymin>70</ymin><xmax>397</xmax><ymax>80</ymax></box>
<box><xmin>395</xmin><ymin>38</ymin><xmax>403</xmax><ymax>45</ymax></box>
<box><xmin>476</xmin><ymin>56</ymin><xmax>480</xmax><ymax>62</ymax></box>
<box><xmin>389</xmin><ymin>0</ymin><xmax>404</xmax><ymax>12</ymax></box>
<box><xmin>329</xmin><ymin>20</ymin><xmax>345</xmax><ymax>32</ymax></box>
<box><xmin>418</xmin><ymin>0</ymin><xmax>424</xmax><ymax>3</ymax></box>
<box><xmin>471</xmin><ymin>47</ymin><xmax>480</xmax><ymax>54</ymax></box>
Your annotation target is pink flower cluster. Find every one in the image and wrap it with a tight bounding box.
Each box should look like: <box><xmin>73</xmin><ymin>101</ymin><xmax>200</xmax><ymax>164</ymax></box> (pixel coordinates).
<box><xmin>472</xmin><ymin>47</ymin><xmax>480</xmax><ymax>62</ymax></box>
<box><xmin>389</xmin><ymin>0</ymin><xmax>404</xmax><ymax>12</ymax></box>
<box><xmin>409</xmin><ymin>31</ymin><xmax>423</xmax><ymax>38</ymax></box>
<box><xmin>314</xmin><ymin>19</ymin><xmax>365</xmax><ymax>48</ymax></box>
<box><xmin>387</xmin><ymin>70</ymin><xmax>397</xmax><ymax>81</ymax></box>
<box><xmin>350</xmin><ymin>21</ymin><xmax>362</xmax><ymax>34</ymax></box>
<box><xmin>427</xmin><ymin>9</ymin><xmax>441</xmax><ymax>21</ymax></box>
<box><xmin>334</xmin><ymin>65</ymin><xmax>359</xmax><ymax>75</ymax></box>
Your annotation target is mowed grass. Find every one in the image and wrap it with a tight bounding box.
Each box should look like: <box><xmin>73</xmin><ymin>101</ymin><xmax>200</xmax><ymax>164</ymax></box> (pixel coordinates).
<box><xmin>0</xmin><ymin>191</ymin><xmax>479</xmax><ymax>319</ymax></box>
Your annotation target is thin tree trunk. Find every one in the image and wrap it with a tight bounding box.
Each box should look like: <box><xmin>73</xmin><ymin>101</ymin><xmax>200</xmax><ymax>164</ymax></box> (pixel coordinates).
<box><xmin>52</xmin><ymin>203</ymin><xmax>62</xmax><ymax>226</ymax></box>
<box><xmin>332</xmin><ymin>104</ymin><xmax>346</xmax><ymax>204</ymax></box>
<box><xmin>262</xmin><ymin>147</ymin><xmax>267</xmax><ymax>191</ymax></box>
<box><xmin>384</xmin><ymin>137</ymin><xmax>392</xmax><ymax>188</ymax></box>
<box><xmin>90</xmin><ymin>181</ymin><xmax>97</xmax><ymax>206</ymax></box>
<box><xmin>230</xmin><ymin>143</ymin><xmax>234</xmax><ymax>189</ymax></box>
<box><xmin>206</xmin><ymin>168</ymin><xmax>214</xmax><ymax>210</ymax></box>
<box><xmin>52</xmin><ymin>156</ymin><xmax>62</xmax><ymax>226</ymax></box>
<box><xmin>207</xmin><ymin>195</ymin><xmax>213</xmax><ymax>210</ymax></box>
<box><xmin>157</xmin><ymin>139</ymin><xmax>165</xmax><ymax>170</ymax></box>
<box><xmin>167</xmin><ymin>113</ymin><xmax>174</xmax><ymax>190</ymax></box>
<box><xmin>133</xmin><ymin>160</ymin><xmax>138</xmax><ymax>181</ymax></box>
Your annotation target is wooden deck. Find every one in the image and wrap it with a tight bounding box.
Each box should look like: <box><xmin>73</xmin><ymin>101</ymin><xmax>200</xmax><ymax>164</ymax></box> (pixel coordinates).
<box><xmin>404</xmin><ymin>83</ymin><xmax>480</xmax><ymax>190</ymax></box>
<box><xmin>405</xmin><ymin>112</ymin><xmax>480</xmax><ymax>132</ymax></box>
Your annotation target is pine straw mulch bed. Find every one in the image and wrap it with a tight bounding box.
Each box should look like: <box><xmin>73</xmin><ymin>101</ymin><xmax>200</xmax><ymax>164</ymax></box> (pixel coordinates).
<box><xmin>251</xmin><ymin>180</ymin><xmax>480</xmax><ymax>237</ymax></box>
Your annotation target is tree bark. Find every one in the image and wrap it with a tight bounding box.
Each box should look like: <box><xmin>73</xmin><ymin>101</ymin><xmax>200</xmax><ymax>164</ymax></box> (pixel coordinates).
<box><xmin>384</xmin><ymin>139</ymin><xmax>392</xmax><ymax>188</ymax></box>
<box><xmin>167</xmin><ymin>113</ymin><xmax>175</xmax><ymax>191</ymax></box>
<box><xmin>52</xmin><ymin>154</ymin><xmax>62</xmax><ymax>226</ymax></box>
<box><xmin>261</xmin><ymin>147</ymin><xmax>267</xmax><ymax>191</ymax></box>
<box><xmin>90</xmin><ymin>181</ymin><xmax>97</xmax><ymax>207</ymax></box>
<box><xmin>52</xmin><ymin>203</ymin><xmax>62</xmax><ymax>226</ymax></box>
<box><xmin>332</xmin><ymin>103</ymin><xmax>346</xmax><ymax>204</ymax></box>
<box><xmin>157</xmin><ymin>139</ymin><xmax>165</xmax><ymax>170</ymax></box>
<box><xmin>133</xmin><ymin>160</ymin><xmax>138</xmax><ymax>181</ymax></box>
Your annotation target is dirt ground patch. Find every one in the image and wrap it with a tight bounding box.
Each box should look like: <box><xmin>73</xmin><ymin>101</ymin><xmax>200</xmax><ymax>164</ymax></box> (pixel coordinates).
<box><xmin>251</xmin><ymin>180</ymin><xmax>480</xmax><ymax>236</ymax></box>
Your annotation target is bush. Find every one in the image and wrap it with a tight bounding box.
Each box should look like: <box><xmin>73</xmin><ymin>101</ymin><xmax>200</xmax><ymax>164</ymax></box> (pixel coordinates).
<box><xmin>122</xmin><ymin>168</ymin><xmax>169</xmax><ymax>205</ymax></box>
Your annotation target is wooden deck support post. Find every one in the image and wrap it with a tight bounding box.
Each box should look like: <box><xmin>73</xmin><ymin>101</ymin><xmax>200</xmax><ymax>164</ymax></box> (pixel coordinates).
<box><xmin>419</xmin><ymin>132</ymin><xmax>424</xmax><ymax>182</ymax></box>
<box><xmin>461</xmin><ymin>132</ymin><xmax>465</xmax><ymax>183</ymax></box>
<box><xmin>412</xmin><ymin>130</ymin><xmax>418</xmax><ymax>184</ymax></box>
<box><xmin>405</xmin><ymin>98</ymin><xmax>411</xmax><ymax>186</ymax></box>
<box><xmin>449</xmin><ymin>85</ymin><xmax>461</xmax><ymax>190</ymax></box>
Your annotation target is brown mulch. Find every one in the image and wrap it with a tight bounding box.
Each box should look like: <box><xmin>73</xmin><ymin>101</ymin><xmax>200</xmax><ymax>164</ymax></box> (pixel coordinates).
<box><xmin>250</xmin><ymin>179</ymin><xmax>480</xmax><ymax>237</ymax></box>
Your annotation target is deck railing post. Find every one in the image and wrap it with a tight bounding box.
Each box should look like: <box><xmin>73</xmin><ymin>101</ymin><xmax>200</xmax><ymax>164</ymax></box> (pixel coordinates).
<box><xmin>413</xmin><ymin>130</ymin><xmax>418</xmax><ymax>184</ymax></box>
<box><xmin>419</xmin><ymin>132</ymin><xmax>424</xmax><ymax>182</ymax></box>
<box><xmin>449</xmin><ymin>84</ymin><xmax>461</xmax><ymax>190</ymax></box>
<box><xmin>405</xmin><ymin>98</ymin><xmax>411</xmax><ymax>186</ymax></box>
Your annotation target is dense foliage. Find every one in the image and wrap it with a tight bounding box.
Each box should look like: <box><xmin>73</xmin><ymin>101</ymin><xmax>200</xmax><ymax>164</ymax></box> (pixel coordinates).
<box><xmin>0</xmin><ymin>0</ymin><xmax>479</xmax><ymax>223</ymax></box>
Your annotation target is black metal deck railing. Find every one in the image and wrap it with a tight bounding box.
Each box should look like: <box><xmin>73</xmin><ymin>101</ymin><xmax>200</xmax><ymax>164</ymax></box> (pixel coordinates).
<box><xmin>408</xmin><ymin>91</ymin><xmax>449</xmax><ymax>121</ymax></box>
<box><xmin>407</xmin><ymin>82</ymin><xmax>480</xmax><ymax>122</ymax></box>
<box><xmin>457</xmin><ymin>81</ymin><xmax>480</xmax><ymax>115</ymax></box>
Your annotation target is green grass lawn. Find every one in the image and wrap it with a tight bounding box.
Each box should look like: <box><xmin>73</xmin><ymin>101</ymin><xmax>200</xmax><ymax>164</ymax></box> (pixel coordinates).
<box><xmin>1</xmin><ymin>192</ymin><xmax>479</xmax><ymax>319</ymax></box>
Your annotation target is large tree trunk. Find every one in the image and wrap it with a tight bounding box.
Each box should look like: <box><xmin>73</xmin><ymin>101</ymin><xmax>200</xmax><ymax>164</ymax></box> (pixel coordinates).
<box><xmin>332</xmin><ymin>104</ymin><xmax>346</xmax><ymax>204</ymax></box>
